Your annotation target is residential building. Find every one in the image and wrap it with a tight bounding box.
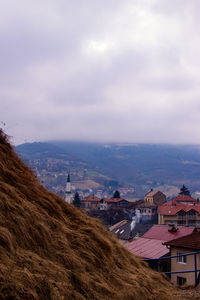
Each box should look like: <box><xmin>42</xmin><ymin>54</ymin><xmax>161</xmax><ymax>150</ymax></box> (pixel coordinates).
<box><xmin>158</xmin><ymin>195</ymin><xmax>200</xmax><ymax>226</ymax></box>
<box><xmin>136</xmin><ymin>202</ymin><xmax>157</xmax><ymax>223</ymax></box>
<box><xmin>125</xmin><ymin>224</ymin><xmax>195</xmax><ymax>261</ymax></box>
<box><xmin>132</xmin><ymin>190</ymin><xmax>166</xmax><ymax>224</ymax></box>
<box><xmin>81</xmin><ymin>195</ymin><xmax>100</xmax><ymax>212</ymax></box>
<box><xmin>164</xmin><ymin>231</ymin><xmax>200</xmax><ymax>286</ymax></box>
<box><xmin>100</xmin><ymin>198</ymin><xmax>129</xmax><ymax>210</ymax></box>
<box><xmin>110</xmin><ymin>219</ymin><xmax>151</xmax><ymax>244</ymax></box>
<box><xmin>144</xmin><ymin>189</ymin><xmax>166</xmax><ymax>205</ymax></box>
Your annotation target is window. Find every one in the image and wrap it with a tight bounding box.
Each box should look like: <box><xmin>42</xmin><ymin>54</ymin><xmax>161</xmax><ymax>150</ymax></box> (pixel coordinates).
<box><xmin>177</xmin><ymin>253</ymin><xmax>187</xmax><ymax>264</ymax></box>
<box><xmin>177</xmin><ymin>276</ymin><xmax>186</xmax><ymax>286</ymax></box>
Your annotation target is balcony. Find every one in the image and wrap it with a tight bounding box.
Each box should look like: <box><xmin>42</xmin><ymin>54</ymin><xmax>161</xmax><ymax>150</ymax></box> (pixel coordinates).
<box><xmin>178</xmin><ymin>221</ymin><xmax>186</xmax><ymax>225</ymax></box>
<box><xmin>177</xmin><ymin>216</ymin><xmax>186</xmax><ymax>220</ymax></box>
<box><xmin>188</xmin><ymin>215</ymin><xmax>196</xmax><ymax>220</ymax></box>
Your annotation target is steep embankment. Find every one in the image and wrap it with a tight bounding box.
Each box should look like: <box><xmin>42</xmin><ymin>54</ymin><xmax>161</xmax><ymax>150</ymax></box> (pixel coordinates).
<box><xmin>0</xmin><ymin>130</ymin><xmax>178</xmax><ymax>300</ymax></box>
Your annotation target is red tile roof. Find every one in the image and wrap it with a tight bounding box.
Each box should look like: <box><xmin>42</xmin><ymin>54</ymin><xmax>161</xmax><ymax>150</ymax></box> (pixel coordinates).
<box><xmin>158</xmin><ymin>203</ymin><xmax>200</xmax><ymax>216</ymax></box>
<box><xmin>104</xmin><ymin>198</ymin><xmax>127</xmax><ymax>203</ymax></box>
<box><xmin>165</xmin><ymin>232</ymin><xmax>200</xmax><ymax>250</ymax></box>
<box><xmin>125</xmin><ymin>238</ymin><xmax>169</xmax><ymax>259</ymax></box>
<box><xmin>142</xmin><ymin>225</ymin><xmax>195</xmax><ymax>241</ymax></box>
<box><xmin>158</xmin><ymin>194</ymin><xmax>200</xmax><ymax>216</ymax></box>
<box><xmin>81</xmin><ymin>195</ymin><xmax>100</xmax><ymax>202</ymax></box>
<box><xmin>172</xmin><ymin>195</ymin><xmax>197</xmax><ymax>203</ymax></box>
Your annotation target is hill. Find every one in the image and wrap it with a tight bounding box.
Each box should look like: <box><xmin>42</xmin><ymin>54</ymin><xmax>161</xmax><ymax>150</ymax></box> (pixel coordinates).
<box><xmin>0</xmin><ymin>129</ymin><xmax>181</xmax><ymax>299</ymax></box>
<box><xmin>16</xmin><ymin>141</ymin><xmax>200</xmax><ymax>197</ymax></box>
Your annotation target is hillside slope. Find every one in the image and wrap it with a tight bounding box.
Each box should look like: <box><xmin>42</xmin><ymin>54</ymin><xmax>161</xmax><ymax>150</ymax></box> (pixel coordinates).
<box><xmin>0</xmin><ymin>130</ymin><xmax>179</xmax><ymax>300</ymax></box>
<box><xmin>16</xmin><ymin>141</ymin><xmax>200</xmax><ymax>197</ymax></box>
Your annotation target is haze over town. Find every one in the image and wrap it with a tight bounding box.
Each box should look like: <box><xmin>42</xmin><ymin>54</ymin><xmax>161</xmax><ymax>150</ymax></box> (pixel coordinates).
<box><xmin>1</xmin><ymin>0</ymin><xmax>200</xmax><ymax>144</ymax></box>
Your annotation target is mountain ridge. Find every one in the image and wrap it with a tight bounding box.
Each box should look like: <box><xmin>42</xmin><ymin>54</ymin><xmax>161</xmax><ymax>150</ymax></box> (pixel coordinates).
<box><xmin>16</xmin><ymin>141</ymin><xmax>200</xmax><ymax>197</ymax></box>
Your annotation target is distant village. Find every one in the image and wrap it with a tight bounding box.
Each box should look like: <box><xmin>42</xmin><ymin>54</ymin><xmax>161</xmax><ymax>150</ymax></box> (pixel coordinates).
<box><xmin>65</xmin><ymin>175</ymin><xmax>200</xmax><ymax>287</ymax></box>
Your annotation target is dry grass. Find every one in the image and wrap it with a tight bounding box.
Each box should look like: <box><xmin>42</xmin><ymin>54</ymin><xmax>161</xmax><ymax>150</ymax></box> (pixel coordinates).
<box><xmin>0</xmin><ymin>129</ymin><xmax>182</xmax><ymax>299</ymax></box>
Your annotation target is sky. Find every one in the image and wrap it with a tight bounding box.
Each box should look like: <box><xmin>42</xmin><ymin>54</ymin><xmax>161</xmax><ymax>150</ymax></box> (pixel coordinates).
<box><xmin>1</xmin><ymin>0</ymin><xmax>200</xmax><ymax>145</ymax></box>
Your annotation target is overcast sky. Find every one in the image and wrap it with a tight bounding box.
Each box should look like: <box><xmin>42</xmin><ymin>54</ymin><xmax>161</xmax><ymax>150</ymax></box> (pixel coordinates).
<box><xmin>1</xmin><ymin>0</ymin><xmax>200</xmax><ymax>144</ymax></box>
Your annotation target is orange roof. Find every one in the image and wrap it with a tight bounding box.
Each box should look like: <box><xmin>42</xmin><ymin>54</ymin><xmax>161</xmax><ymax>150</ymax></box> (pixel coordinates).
<box><xmin>81</xmin><ymin>195</ymin><xmax>100</xmax><ymax>202</ymax></box>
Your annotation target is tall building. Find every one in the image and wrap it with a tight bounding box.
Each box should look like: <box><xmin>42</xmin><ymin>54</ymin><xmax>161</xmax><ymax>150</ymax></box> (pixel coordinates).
<box><xmin>65</xmin><ymin>174</ymin><xmax>73</xmax><ymax>203</ymax></box>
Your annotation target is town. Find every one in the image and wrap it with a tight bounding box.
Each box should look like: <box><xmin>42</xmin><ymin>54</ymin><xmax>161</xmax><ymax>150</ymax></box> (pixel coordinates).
<box><xmin>65</xmin><ymin>174</ymin><xmax>200</xmax><ymax>287</ymax></box>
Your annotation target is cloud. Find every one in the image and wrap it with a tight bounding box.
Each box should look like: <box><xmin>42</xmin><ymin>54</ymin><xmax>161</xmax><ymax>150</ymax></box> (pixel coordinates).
<box><xmin>1</xmin><ymin>0</ymin><xmax>200</xmax><ymax>144</ymax></box>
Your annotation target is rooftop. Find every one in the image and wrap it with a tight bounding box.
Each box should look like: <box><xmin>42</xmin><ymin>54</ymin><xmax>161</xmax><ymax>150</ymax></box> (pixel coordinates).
<box><xmin>81</xmin><ymin>195</ymin><xmax>100</xmax><ymax>202</ymax></box>
<box><xmin>103</xmin><ymin>198</ymin><xmax>127</xmax><ymax>203</ymax></box>
<box><xmin>110</xmin><ymin>221</ymin><xmax>151</xmax><ymax>241</ymax></box>
<box><xmin>158</xmin><ymin>204</ymin><xmax>200</xmax><ymax>216</ymax></box>
<box><xmin>142</xmin><ymin>225</ymin><xmax>195</xmax><ymax>241</ymax></box>
<box><xmin>158</xmin><ymin>194</ymin><xmax>200</xmax><ymax>215</ymax></box>
<box><xmin>172</xmin><ymin>194</ymin><xmax>197</xmax><ymax>203</ymax></box>
<box><xmin>125</xmin><ymin>238</ymin><xmax>169</xmax><ymax>259</ymax></box>
<box><xmin>165</xmin><ymin>231</ymin><xmax>200</xmax><ymax>250</ymax></box>
<box><xmin>145</xmin><ymin>190</ymin><xmax>164</xmax><ymax>197</ymax></box>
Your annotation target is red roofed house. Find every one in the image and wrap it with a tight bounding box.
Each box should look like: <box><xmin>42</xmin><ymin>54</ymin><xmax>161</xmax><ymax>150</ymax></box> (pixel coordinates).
<box><xmin>158</xmin><ymin>194</ymin><xmax>200</xmax><ymax>226</ymax></box>
<box><xmin>100</xmin><ymin>198</ymin><xmax>129</xmax><ymax>210</ymax></box>
<box><xmin>164</xmin><ymin>231</ymin><xmax>200</xmax><ymax>286</ymax></box>
<box><xmin>125</xmin><ymin>224</ymin><xmax>195</xmax><ymax>260</ymax></box>
<box><xmin>81</xmin><ymin>195</ymin><xmax>100</xmax><ymax>212</ymax></box>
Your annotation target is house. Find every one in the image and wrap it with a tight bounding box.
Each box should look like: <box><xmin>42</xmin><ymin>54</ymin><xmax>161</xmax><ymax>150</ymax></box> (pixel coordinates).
<box><xmin>132</xmin><ymin>190</ymin><xmax>166</xmax><ymax>224</ymax></box>
<box><xmin>158</xmin><ymin>194</ymin><xmax>200</xmax><ymax>226</ymax></box>
<box><xmin>100</xmin><ymin>198</ymin><xmax>129</xmax><ymax>210</ymax></box>
<box><xmin>110</xmin><ymin>219</ymin><xmax>151</xmax><ymax>244</ymax></box>
<box><xmin>135</xmin><ymin>202</ymin><xmax>157</xmax><ymax>223</ymax></box>
<box><xmin>164</xmin><ymin>231</ymin><xmax>200</xmax><ymax>286</ymax></box>
<box><xmin>81</xmin><ymin>195</ymin><xmax>100</xmax><ymax>212</ymax></box>
<box><xmin>144</xmin><ymin>189</ymin><xmax>166</xmax><ymax>205</ymax></box>
<box><xmin>125</xmin><ymin>224</ymin><xmax>195</xmax><ymax>265</ymax></box>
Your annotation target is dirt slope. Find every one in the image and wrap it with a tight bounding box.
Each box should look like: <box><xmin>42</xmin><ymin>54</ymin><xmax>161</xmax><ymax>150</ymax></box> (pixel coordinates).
<box><xmin>0</xmin><ymin>130</ymin><xmax>179</xmax><ymax>300</ymax></box>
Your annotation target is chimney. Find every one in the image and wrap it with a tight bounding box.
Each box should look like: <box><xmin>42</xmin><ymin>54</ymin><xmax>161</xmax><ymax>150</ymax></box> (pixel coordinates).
<box><xmin>168</xmin><ymin>223</ymin><xmax>178</xmax><ymax>232</ymax></box>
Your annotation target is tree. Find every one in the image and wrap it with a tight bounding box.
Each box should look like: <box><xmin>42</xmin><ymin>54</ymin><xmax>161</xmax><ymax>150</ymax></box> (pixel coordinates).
<box><xmin>73</xmin><ymin>192</ymin><xmax>81</xmax><ymax>208</ymax></box>
<box><xmin>113</xmin><ymin>190</ymin><xmax>120</xmax><ymax>198</ymax></box>
<box><xmin>179</xmin><ymin>185</ymin><xmax>191</xmax><ymax>196</ymax></box>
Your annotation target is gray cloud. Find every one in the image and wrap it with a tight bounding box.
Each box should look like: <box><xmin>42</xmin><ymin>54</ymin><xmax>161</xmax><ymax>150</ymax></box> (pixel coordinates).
<box><xmin>1</xmin><ymin>0</ymin><xmax>200</xmax><ymax>144</ymax></box>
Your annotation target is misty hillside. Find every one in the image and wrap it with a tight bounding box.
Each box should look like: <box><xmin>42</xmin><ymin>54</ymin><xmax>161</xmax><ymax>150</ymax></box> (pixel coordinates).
<box><xmin>16</xmin><ymin>141</ymin><xmax>200</xmax><ymax>196</ymax></box>
<box><xmin>0</xmin><ymin>130</ymin><xmax>182</xmax><ymax>299</ymax></box>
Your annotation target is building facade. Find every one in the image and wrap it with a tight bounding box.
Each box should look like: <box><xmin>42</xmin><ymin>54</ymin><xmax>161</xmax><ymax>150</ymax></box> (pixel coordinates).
<box><xmin>158</xmin><ymin>195</ymin><xmax>200</xmax><ymax>226</ymax></box>
<box><xmin>81</xmin><ymin>195</ymin><xmax>100</xmax><ymax>212</ymax></box>
<box><xmin>165</xmin><ymin>231</ymin><xmax>200</xmax><ymax>286</ymax></box>
<box><xmin>144</xmin><ymin>190</ymin><xmax>166</xmax><ymax>205</ymax></box>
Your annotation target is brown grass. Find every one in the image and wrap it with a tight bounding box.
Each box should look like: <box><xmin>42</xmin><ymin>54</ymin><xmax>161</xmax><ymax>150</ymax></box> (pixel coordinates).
<box><xmin>0</xmin><ymin>129</ymin><xmax>181</xmax><ymax>299</ymax></box>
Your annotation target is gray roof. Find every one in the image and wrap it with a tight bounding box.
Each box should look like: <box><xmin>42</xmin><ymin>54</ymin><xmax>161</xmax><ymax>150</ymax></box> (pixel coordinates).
<box><xmin>110</xmin><ymin>221</ymin><xmax>152</xmax><ymax>240</ymax></box>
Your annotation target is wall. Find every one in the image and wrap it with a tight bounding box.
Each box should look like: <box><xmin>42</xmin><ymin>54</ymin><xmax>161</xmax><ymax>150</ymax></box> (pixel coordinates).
<box><xmin>171</xmin><ymin>247</ymin><xmax>200</xmax><ymax>286</ymax></box>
